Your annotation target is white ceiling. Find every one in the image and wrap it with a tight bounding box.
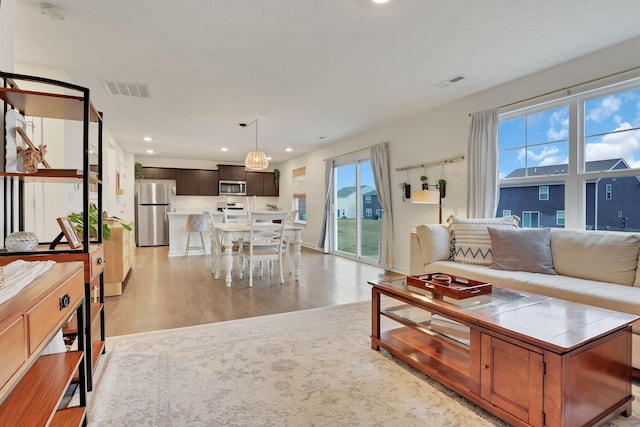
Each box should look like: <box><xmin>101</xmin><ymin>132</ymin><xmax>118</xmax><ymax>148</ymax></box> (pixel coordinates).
<box><xmin>10</xmin><ymin>0</ymin><xmax>640</xmax><ymax>165</ymax></box>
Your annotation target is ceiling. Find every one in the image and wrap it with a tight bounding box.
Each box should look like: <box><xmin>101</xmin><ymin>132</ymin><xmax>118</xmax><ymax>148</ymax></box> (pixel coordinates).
<box><xmin>10</xmin><ymin>0</ymin><xmax>640</xmax><ymax>165</ymax></box>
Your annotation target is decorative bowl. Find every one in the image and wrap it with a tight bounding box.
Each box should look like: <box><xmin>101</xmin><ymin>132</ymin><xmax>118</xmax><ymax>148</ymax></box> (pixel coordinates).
<box><xmin>431</xmin><ymin>274</ymin><xmax>452</xmax><ymax>285</ymax></box>
<box><xmin>5</xmin><ymin>231</ymin><xmax>39</xmax><ymax>252</ymax></box>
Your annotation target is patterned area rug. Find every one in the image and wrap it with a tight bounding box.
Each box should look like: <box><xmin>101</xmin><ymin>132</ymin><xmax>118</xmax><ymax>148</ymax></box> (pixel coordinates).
<box><xmin>87</xmin><ymin>302</ymin><xmax>640</xmax><ymax>426</ymax></box>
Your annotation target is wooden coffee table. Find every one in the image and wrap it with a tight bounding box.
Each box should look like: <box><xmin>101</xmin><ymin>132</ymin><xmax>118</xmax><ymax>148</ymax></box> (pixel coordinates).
<box><xmin>368</xmin><ymin>275</ymin><xmax>639</xmax><ymax>427</ymax></box>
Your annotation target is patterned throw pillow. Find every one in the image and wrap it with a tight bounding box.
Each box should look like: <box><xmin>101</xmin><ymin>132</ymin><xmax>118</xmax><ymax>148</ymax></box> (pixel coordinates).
<box><xmin>447</xmin><ymin>215</ymin><xmax>520</xmax><ymax>266</ymax></box>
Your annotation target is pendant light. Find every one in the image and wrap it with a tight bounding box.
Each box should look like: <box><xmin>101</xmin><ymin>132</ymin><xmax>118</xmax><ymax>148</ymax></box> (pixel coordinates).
<box><xmin>241</xmin><ymin>119</ymin><xmax>269</xmax><ymax>170</ymax></box>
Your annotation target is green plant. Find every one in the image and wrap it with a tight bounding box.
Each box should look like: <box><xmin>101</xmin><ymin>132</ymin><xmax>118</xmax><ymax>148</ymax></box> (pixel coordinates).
<box><xmin>420</xmin><ymin>175</ymin><xmax>428</xmax><ymax>182</ymax></box>
<box><xmin>134</xmin><ymin>162</ymin><xmax>144</xmax><ymax>179</ymax></box>
<box><xmin>273</xmin><ymin>168</ymin><xmax>280</xmax><ymax>188</ymax></box>
<box><xmin>68</xmin><ymin>205</ymin><xmax>131</xmax><ymax>240</ymax></box>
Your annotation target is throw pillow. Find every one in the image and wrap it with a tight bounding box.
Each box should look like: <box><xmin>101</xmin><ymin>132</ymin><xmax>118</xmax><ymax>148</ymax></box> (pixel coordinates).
<box><xmin>447</xmin><ymin>215</ymin><xmax>520</xmax><ymax>266</ymax></box>
<box><xmin>488</xmin><ymin>227</ymin><xmax>557</xmax><ymax>275</ymax></box>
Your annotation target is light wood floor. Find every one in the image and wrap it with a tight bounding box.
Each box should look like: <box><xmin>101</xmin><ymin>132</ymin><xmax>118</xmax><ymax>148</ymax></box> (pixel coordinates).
<box><xmin>104</xmin><ymin>246</ymin><xmax>397</xmax><ymax>337</ymax></box>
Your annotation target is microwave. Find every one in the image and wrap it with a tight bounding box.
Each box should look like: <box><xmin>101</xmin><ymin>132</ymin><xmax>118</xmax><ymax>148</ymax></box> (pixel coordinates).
<box><xmin>219</xmin><ymin>180</ymin><xmax>246</xmax><ymax>196</ymax></box>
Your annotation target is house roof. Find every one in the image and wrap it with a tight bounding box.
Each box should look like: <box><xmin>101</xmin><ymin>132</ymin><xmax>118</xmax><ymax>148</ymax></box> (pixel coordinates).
<box><xmin>504</xmin><ymin>158</ymin><xmax>627</xmax><ymax>178</ymax></box>
<box><xmin>337</xmin><ymin>185</ymin><xmax>374</xmax><ymax>198</ymax></box>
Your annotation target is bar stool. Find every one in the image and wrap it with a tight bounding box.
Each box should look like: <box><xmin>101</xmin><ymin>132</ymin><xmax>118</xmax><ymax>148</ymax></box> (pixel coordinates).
<box><xmin>185</xmin><ymin>213</ymin><xmax>208</xmax><ymax>256</ymax></box>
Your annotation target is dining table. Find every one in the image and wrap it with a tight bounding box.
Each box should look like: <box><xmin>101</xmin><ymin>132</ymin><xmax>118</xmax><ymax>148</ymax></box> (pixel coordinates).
<box><xmin>212</xmin><ymin>222</ymin><xmax>304</xmax><ymax>286</ymax></box>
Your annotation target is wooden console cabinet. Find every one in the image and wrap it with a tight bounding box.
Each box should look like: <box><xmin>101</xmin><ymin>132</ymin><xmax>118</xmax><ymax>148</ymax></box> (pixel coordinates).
<box><xmin>0</xmin><ymin>262</ymin><xmax>87</xmax><ymax>426</ymax></box>
<box><xmin>104</xmin><ymin>222</ymin><xmax>135</xmax><ymax>296</ymax></box>
<box><xmin>369</xmin><ymin>277</ymin><xmax>638</xmax><ymax>427</ymax></box>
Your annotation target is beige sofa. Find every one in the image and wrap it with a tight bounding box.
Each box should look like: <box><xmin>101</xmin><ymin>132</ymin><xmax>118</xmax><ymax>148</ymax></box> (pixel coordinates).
<box><xmin>409</xmin><ymin>218</ymin><xmax>640</xmax><ymax>370</ymax></box>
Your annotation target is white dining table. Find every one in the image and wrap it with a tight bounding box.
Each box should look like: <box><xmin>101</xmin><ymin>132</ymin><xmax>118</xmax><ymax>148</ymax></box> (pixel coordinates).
<box><xmin>212</xmin><ymin>222</ymin><xmax>304</xmax><ymax>286</ymax></box>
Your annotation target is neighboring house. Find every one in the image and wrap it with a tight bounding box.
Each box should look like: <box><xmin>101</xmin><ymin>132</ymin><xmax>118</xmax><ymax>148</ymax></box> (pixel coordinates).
<box><xmin>336</xmin><ymin>185</ymin><xmax>374</xmax><ymax>218</ymax></box>
<box><xmin>362</xmin><ymin>189</ymin><xmax>383</xmax><ymax>220</ymax></box>
<box><xmin>497</xmin><ymin>159</ymin><xmax>640</xmax><ymax>231</ymax></box>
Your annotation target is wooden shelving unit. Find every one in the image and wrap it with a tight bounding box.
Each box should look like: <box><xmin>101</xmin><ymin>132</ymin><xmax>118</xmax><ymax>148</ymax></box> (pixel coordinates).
<box><xmin>0</xmin><ymin>71</ymin><xmax>107</xmax><ymax>402</ymax></box>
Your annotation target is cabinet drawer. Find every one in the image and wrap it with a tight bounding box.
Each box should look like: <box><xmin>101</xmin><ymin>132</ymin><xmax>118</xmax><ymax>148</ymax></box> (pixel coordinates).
<box><xmin>90</xmin><ymin>246</ymin><xmax>105</xmax><ymax>281</ymax></box>
<box><xmin>27</xmin><ymin>271</ymin><xmax>83</xmax><ymax>353</ymax></box>
<box><xmin>0</xmin><ymin>316</ymin><xmax>27</xmax><ymax>390</ymax></box>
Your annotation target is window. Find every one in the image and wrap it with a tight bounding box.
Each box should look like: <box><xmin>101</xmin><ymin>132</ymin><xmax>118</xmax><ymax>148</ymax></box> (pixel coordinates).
<box><xmin>522</xmin><ymin>211</ymin><xmax>540</xmax><ymax>228</ymax></box>
<box><xmin>502</xmin><ymin>209</ymin><xmax>511</xmax><ymax>217</ymax></box>
<box><xmin>364</xmin><ymin>195</ymin><xmax>371</xmax><ymax>204</ymax></box>
<box><xmin>498</xmin><ymin>78</ymin><xmax>640</xmax><ymax>231</ymax></box>
<box><xmin>538</xmin><ymin>186</ymin><xmax>549</xmax><ymax>201</ymax></box>
<box><xmin>292</xmin><ymin>167</ymin><xmax>306</xmax><ymax>223</ymax></box>
<box><xmin>365</xmin><ymin>208</ymin><xmax>372</xmax><ymax>217</ymax></box>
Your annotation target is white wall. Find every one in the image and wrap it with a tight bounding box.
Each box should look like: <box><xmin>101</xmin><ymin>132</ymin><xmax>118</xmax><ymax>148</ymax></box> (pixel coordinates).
<box><xmin>0</xmin><ymin>0</ymin><xmax>13</xmax><ymax>72</ymax></box>
<box><xmin>277</xmin><ymin>36</ymin><xmax>640</xmax><ymax>274</ymax></box>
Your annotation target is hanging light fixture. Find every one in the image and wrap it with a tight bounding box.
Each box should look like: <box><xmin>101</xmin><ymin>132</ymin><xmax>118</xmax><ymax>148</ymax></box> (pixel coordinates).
<box><xmin>241</xmin><ymin>119</ymin><xmax>269</xmax><ymax>170</ymax></box>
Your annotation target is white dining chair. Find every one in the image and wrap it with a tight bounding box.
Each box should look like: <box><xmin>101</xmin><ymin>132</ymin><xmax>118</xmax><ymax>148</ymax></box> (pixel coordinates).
<box><xmin>223</xmin><ymin>209</ymin><xmax>249</xmax><ymax>223</ymax></box>
<box><xmin>238</xmin><ymin>211</ymin><xmax>288</xmax><ymax>287</ymax></box>
<box><xmin>283</xmin><ymin>210</ymin><xmax>298</xmax><ymax>274</ymax></box>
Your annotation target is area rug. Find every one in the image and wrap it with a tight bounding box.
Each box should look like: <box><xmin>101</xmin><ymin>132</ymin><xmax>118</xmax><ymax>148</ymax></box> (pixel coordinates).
<box><xmin>87</xmin><ymin>302</ymin><xmax>640</xmax><ymax>426</ymax></box>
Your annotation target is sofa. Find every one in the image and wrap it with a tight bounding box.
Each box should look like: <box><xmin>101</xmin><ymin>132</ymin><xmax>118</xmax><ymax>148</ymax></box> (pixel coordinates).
<box><xmin>409</xmin><ymin>215</ymin><xmax>640</xmax><ymax>370</ymax></box>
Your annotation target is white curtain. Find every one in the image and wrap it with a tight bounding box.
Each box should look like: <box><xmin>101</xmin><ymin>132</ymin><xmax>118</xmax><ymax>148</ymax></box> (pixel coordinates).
<box><xmin>370</xmin><ymin>142</ymin><xmax>394</xmax><ymax>269</ymax></box>
<box><xmin>317</xmin><ymin>159</ymin><xmax>333</xmax><ymax>252</ymax></box>
<box><xmin>467</xmin><ymin>108</ymin><xmax>499</xmax><ymax>218</ymax></box>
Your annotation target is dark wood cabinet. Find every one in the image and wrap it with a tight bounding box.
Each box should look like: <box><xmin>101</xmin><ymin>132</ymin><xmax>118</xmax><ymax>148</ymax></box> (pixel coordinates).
<box><xmin>218</xmin><ymin>164</ymin><xmax>246</xmax><ymax>181</ymax></box>
<box><xmin>143</xmin><ymin>167</ymin><xmax>177</xmax><ymax>180</ymax></box>
<box><xmin>176</xmin><ymin>169</ymin><xmax>199</xmax><ymax>195</ymax></box>
<box><xmin>246</xmin><ymin>171</ymin><xmax>279</xmax><ymax>196</ymax></box>
<box><xmin>198</xmin><ymin>170</ymin><xmax>219</xmax><ymax>196</ymax></box>
<box><xmin>176</xmin><ymin>169</ymin><xmax>219</xmax><ymax>196</ymax></box>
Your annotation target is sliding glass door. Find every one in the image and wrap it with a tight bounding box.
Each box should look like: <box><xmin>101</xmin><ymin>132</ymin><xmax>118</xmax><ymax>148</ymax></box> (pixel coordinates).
<box><xmin>332</xmin><ymin>155</ymin><xmax>380</xmax><ymax>263</ymax></box>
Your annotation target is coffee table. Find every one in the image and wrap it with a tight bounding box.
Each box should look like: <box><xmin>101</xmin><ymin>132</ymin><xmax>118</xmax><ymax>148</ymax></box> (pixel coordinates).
<box><xmin>368</xmin><ymin>275</ymin><xmax>639</xmax><ymax>427</ymax></box>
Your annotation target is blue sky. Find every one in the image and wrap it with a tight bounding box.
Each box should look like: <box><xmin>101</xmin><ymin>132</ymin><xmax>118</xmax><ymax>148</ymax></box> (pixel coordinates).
<box><xmin>336</xmin><ymin>161</ymin><xmax>376</xmax><ymax>191</ymax></box>
<box><xmin>499</xmin><ymin>86</ymin><xmax>640</xmax><ymax>178</ymax></box>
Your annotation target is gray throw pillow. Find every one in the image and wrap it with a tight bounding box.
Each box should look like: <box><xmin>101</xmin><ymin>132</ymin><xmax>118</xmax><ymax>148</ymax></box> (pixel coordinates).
<box><xmin>488</xmin><ymin>227</ymin><xmax>556</xmax><ymax>275</ymax></box>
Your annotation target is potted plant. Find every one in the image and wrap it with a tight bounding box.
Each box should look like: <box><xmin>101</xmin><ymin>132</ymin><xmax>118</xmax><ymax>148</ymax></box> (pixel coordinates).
<box><xmin>420</xmin><ymin>175</ymin><xmax>428</xmax><ymax>190</ymax></box>
<box><xmin>68</xmin><ymin>204</ymin><xmax>131</xmax><ymax>240</ymax></box>
<box><xmin>273</xmin><ymin>168</ymin><xmax>280</xmax><ymax>189</ymax></box>
<box><xmin>438</xmin><ymin>179</ymin><xmax>447</xmax><ymax>198</ymax></box>
<box><xmin>134</xmin><ymin>162</ymin><xmax>144</xmax><ymax>179</ymax></box>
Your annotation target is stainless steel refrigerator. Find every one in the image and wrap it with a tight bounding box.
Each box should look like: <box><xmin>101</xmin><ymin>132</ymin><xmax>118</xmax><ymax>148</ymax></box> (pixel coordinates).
<box><xmin>135</xmin><ymin>182</ymin><xmax>171</xmax><ymax>246</ymax></box>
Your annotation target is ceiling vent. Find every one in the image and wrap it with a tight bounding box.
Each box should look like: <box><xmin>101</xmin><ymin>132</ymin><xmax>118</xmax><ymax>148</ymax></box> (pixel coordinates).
<box><xmin>101</xmin><ymin>79</ymin><xmax>150</xmax><ymax>98</ymax></box>
<box><xmin>433</xmin><ymin>74</ymin><xmax>465</xmax><ymax>88</ymax></box>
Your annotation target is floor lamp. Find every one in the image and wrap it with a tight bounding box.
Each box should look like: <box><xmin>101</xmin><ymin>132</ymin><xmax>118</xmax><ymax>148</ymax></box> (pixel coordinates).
<box><xmin>411</xmin><ymin>185</ymin><xmax>443</xmax><ymax>223</ymax></box>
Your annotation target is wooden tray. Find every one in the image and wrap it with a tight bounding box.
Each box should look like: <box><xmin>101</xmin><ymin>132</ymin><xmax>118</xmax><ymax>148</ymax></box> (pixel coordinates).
<box><xmin>407</xmin><ymin>273</ymin><xmax>492</xmax><ymax>300</ymax></box>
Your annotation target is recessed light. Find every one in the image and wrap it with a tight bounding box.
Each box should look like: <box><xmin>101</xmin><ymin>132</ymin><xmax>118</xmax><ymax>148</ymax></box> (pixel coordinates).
<box><xmin>267</xmin><ymin>156</ymin><xmax>273</xmax><ymax>161</ymax></box>
<box><xmin>221</xmin><ymin>147</ymin><xmax>228</xmax><ymax>152</ymax></box>
<box><xmin>146</xmin><ymin>149</ymin><xmax>154</xmax><ymax>154</ymax></box>
<box><xmin>285</xmin><ymin>148</ymin><xmax>293</xmax><ymax>152</ymax></box>
<box><xmin>143</xmin><ymin>136</ymin><xmax>152</xmax><ymax>142</ymax></box>
<box><xmin>372</xmin><ymin>0</ymin><xmax>391</xmax><ymax>3</ymax></box>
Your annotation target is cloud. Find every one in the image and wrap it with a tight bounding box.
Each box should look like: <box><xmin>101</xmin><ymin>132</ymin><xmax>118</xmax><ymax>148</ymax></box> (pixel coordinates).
<box><xmin>586</xmin><ymin>95</ymin><xmax>622</xmax><ymax>122</ymax></box>
<box><xmin>547</xmin><ymin>110</ymin><xmax>568</xmax><ymax>140</ymax></box>
<box><xmin>585</xmin><ymin>123</ymin><xmax>640</xmax><ymax>163</ymax></box>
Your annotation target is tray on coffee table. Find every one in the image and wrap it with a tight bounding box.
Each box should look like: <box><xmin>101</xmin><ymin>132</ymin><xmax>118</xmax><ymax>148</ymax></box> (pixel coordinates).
<box><xmin>407</xmin><ymin>273</ymin><xmax>492</xmax><ymax>300</ymax></box>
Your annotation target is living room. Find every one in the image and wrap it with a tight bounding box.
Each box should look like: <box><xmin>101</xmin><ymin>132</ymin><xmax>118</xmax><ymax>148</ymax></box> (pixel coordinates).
<box><xmin>3</xmin><ymin>1</ymin><xmax>640</xmax><ymax>425</ymax></box>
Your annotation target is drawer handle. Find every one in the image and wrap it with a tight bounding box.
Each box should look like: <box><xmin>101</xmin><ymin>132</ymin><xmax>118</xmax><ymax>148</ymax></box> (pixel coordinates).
<box><xmin>59</xmin><ymin>293</ymin><xmax>71</xmax><ymax>310</ymax></box>
<box><xmin>97</xmin><ymin>257</ymin><xmax>103</xmax><ymax>265</ymax></box>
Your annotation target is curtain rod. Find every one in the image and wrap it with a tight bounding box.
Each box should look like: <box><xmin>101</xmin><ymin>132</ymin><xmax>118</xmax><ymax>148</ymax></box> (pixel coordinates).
<box><xmin>395</xmin><ymin>155</ymin><xmax>464</xmax><ymax>172</ymax></box>
<box><xmin>469</xmin><ymin>65</ymin><xmax>640</xmax><ymax>116</ymax></box>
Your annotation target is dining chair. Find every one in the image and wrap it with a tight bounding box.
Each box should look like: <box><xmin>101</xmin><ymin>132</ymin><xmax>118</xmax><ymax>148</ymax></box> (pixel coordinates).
<box><xmin>238</xmin><ymin>211</ymin><xmax>288</xmax><ymax>287</ymax></box>
<box><xmin>283</xmin><ymin>210</ymin><xmax>298</xmax><ymax>274</ymax></box>
<box><xmin>223</xmin><ymin>209</ymin><xmax>249</xmax><ymax>223</ymax></box>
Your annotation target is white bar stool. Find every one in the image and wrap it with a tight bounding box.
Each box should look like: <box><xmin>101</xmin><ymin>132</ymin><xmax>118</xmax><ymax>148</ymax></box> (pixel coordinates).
<box><xmin>185</xmin><ymin>213</ymin><xmax>208</xmax><ymax>256</ymax></box>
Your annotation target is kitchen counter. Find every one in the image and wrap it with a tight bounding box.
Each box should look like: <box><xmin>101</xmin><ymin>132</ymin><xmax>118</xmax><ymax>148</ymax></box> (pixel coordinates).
<box><xmin>167</xmin><ymin>211</ymin><xmax>222</xmax><ymax>257</ymax></box>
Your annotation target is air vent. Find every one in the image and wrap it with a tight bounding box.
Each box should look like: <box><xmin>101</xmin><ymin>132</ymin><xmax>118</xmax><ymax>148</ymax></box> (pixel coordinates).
<box><xmin>433</xmin><ymin>74</ymin><xmax>465</xmax><ymax>88</ymax></box>
<box><xmin>101</xmin><ymin>79</ymin><xmax>150</xmax><ymax>98</ymax></box>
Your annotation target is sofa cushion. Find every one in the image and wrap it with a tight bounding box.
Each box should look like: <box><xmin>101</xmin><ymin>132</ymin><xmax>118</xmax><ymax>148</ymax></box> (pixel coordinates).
<box><xmin>551</xmin><ymin>229</ymin><xmax>640</xmax><ymax>286</ymax></box>
<box><xmin>488</xmin><ymin>227</ymin><xmax>556</xmax><ymax>275</ymax></box>
<box><xmin>447</xmin><ymin>215</ymin><xmax>520</xmax><ymax>266</ymax></box>
<box><xmin>415</xmin><ymin>224</ymin><xmax>450</xmax><ymax>265</ymax></box>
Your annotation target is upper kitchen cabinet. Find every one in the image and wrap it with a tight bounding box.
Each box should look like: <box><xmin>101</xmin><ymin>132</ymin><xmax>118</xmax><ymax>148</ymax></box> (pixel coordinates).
<box><xmin>218</xmin><ymin>164</ymin><xmax>245</xmax><ymax>181</ymax></box>
<box><xmin>175</xmin><ymin>169</ymin><xmax>218</xmax><ymax>196</ymax></box>
<box><xmin>143</xmin><ymin>167</ymin><xmax>177</xmax><ymax>180</ymax></box>
<box><xmin>246</xmin><ymin>171</ymin><xmax>279</xmax><ymax>197</ymax></box>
